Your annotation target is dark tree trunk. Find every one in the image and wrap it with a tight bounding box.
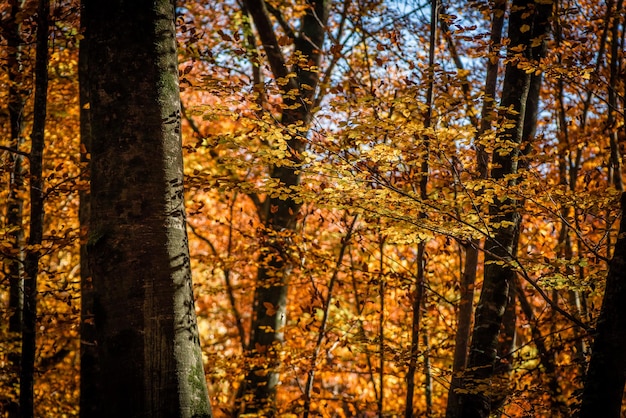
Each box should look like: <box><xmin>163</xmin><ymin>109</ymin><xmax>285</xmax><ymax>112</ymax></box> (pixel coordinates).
<box><xmin>5</xmin><ymin>0</ymin><xmax>27</xmax><ymax>337</ymax></box>
<box><xmin>82</xmin><ymin>1</ymin><xmax>212</xmax><ymax>416</ymax></box>
<box><xmin>458</xmin><ymin>1</ymin><xmax>553</xmax><ymax>416</ymax></box>
<box><xmin>78</xmin><ymin>3</ymin><xmax>99</xmax><ymax>416</ymax></box>
<box><xmin>239</xmin><ymin>1</ymin><xmax>329</xmax><ymax>415</ymax></box>
<box><xmin>3</xmin><ymin>1</ymin><xmax>27</xmax><ymax>416</ymax></box>
<box><xmin>19</xmin><ymin>1</ymin><xmax>49</xmax><ymax>417</ymax></box>
<box><xmin>445</xmin><ymin>1</ymin><xmax>505</xmax><ymax>416</ymax></box>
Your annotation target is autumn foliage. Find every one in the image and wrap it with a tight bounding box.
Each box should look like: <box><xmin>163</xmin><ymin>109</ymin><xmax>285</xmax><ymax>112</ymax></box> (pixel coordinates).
<box><xmin>1</xmin><ymin>0</ymin><xmax>625</xmax><ymax>416</ymax></box>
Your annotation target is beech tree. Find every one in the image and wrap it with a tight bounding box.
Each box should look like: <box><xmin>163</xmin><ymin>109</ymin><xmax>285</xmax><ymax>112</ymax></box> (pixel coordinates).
<box><xmin>2</xmin><ymin>1</ymin><xmax>27</xmax><ymax>414</ymax></box>
<box><xmin>458</xmin><ymin>0</ymin><xmax>553</xmax><ymax>416</ymax></box>
<box><xmin>1</xmin><ymin>0</ymin><xmax>624</xmax><ymax>415</ymax></box>
<box><xmin>237</xmin><ymin>0</ymin><xmax>330</xmax><ymax>414</ymax></box>
<box><xmin>81</xmin><ymin>0</ymin><xmax>212</xmax><ymax>416</ymax></box>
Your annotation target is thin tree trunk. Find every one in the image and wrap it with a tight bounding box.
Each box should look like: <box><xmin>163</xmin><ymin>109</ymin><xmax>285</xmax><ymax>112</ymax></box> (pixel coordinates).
<box><xmin>349</xmin><ymin>251</ymin><xmax>380</xmax><ymax>404</ymax></box>
<box><xmin>607</xmin><ymin>0</ymin><xmax>624</xmax><ymax>193</ymax></box>
<box><xmin>378</xmin><ymin>238</ymin><xmax>386</xmax><ymax>418</ymax></box>
<box><xmin>406</xmin><ymin>242</ymin><xmax>426</xmax><ymax>418</ymax></box>
<box><xmin>458</xmin><ymin>1</ymin><xmax>553</xmax><ymax>416</ymax></box>
<box><xmin>5</xmin><ymin>0</ymin><xmax>27</xmax><ymax>337</ymax></box>
<box><xmin>302</xmin><ymin>215</ymin><xmax>357</xmax><ymax>418</ymax></box>
<box><xmin>19</xmin><ymin>1</ymin><xmax>49</xmax><ymax>416</ymax></box>
<box><xmin>553</xmin><ymin>0</ymin><xmax>590</xmax><ymax>378</ymax></box>
<box><xmin>406</xmin><ymin>1</ymin><xmax>437</xmax><ymax>414</ymax></box>
<box><xmin>579</xmin><ymin>193</ymin><xmax>626</xmax><ymax>417</ymax></box>
<box><xmin>4</xmin><ymin>1</ymin><xmax>27</xmax><ymax>416</ymax></box>
<box><xmin>579</xmin><ymin>2</ymin><xmax>625</xmax><ymax>415</ymax></box>
<box><xmin>515</xmin><ymin>280</ymin><xmax>567</xmax><ymax>415</ymax></box>
<box><xmin>82</xmin><ymin>1</ymin><xmax>212</xmax><ymax>416</ymax></box>
<box><xmin>446</xmin><ymin>1</ymin><xmax>506</xmax><ymax>415</ymax></box>
<box><xmin>423</xmin><ymin>330</ymin><xmax>434</xmax><ymax>417</ymax></box>
<box><xmin>240</xmin><ymin>1</ymin><xmax>329</xmax><ymax>414</ymax></box>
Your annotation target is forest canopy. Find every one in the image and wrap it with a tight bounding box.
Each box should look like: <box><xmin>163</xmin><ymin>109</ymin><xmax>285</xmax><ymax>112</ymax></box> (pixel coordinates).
<box><xmin>0</xmin><ymin>0</ymin><xmax>625</xmax><ymax>416</ymax></box>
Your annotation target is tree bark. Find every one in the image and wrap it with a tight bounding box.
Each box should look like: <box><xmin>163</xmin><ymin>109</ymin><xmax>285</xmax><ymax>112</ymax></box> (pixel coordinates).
<box><xmin>20</xmin><ymin>1</ymin><xmax>48</xmax><ymax>416</ymax></box>
<box><xmin>3</xmin><ymin>1</ymin><xmax>27</xmax><ymax>416</ymax></box>
<box><xmin>5</xmin><ymin>0</ymin><xmax>27</xmax><ymax>337</ymax></box>
<box><xmin>446</xmin><ymin>1</ymin><xmax>505</xmax><ymax>416</ymax></box>
<box><xmin>240</xmin><ymin>1</ymin><xmax>329</xmax><ymax>415</ymax></box>
<box><xmin>82</xmin><ymin>1</ymin><xmax>212</xmax><ymax>416</ymax></box>
<box><xmin>78</xmin><ymin>2</ymin><xmax>99</xmax><ymax>415</ymax></box>
<box><xmin>458</xmin><ymin>1</ymin><xmax>553</xmax><ymax>416</ymax></box>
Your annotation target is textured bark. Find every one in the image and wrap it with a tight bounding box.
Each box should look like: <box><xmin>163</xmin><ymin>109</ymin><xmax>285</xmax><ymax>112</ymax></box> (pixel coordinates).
<box><xmin>579</xmin><ymin>193</ymin><xmax>626</xmax><ymax>417</ymax></box>
<box><xmin>458</xmin><ymin>1</ymin><xmax>553</xmax><ymax>417</ymax></box>
<box><xmin>240</xmin><ymin>1</ymin><xmax>329</xmax><ymax>415</ymax></box>
<box><xmin>82</xmin><ymin>1</ymin><xmax>212</xmax><ymax>416</ymax></box>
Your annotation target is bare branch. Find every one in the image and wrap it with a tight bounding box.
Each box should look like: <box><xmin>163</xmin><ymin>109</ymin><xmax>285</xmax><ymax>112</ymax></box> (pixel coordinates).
<box><xmin>0</xmin><ymin>144</ymin><xmax>30</xmax><ymax>159</ymax></box>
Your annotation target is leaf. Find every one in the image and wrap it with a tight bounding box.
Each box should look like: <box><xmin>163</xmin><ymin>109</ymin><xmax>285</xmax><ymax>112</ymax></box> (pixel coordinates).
<box><xmin>264</xmin><ymin>302</ymin><xmax>277</xmax><ymax>316</ymax></box>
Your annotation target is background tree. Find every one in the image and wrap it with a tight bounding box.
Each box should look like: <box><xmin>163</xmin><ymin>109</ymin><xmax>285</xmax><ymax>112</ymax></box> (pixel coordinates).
<box><xmin>458</xmin><ymin>0</ymin><xmax>553</xmax><ymax>416</ymax></box>
<box><xmin>232</xmin><ymin>0</ymin><xmax>330</xmax><ymax>414</ymax></box>
<box><xmin>1</xmin><ymin>0</ymin><xmax>28</xmax><ymax>415</ymax></box>
<box><xmin>579</xmin><ymin>194</ymin><xmax>626</xmax><ymax>416</ymax></box>
<box><xmin>20</xmin><ymin>0</ymin><xmax>49</xmax><ymax>416</ymax></box>
<box><xmin>81</xmin><ymin>0</ymin><xmax>212</xmax><ymax>416</ymax></box>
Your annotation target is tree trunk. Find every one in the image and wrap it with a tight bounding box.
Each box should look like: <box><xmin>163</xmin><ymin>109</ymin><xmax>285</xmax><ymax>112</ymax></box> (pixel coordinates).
<box><xmin>240</xmin><ymin>1</ymin><xmax>329</xmax><ymax>414</ymax></box>
<box><xmin>20</xmin><ymin>1</ymin><xmax>49</xmax><ymax>416</ymax></box>
<box><xmin>579</xmin><ymin>2</ymin><xmax>626</xmax><ymax>411</ymax></box>
<box><xmin>406</xmin><ymin>0</ymin><xmax>438</xmax><ymax>414</ymax></box>
<box><xmin>5</xmin><ymin>0</ymin><xmax>27</xmax><ymax>337</ymax></box>
<box><xmin>458</xmin><ymin>1</ymin><xmax>553</xmax><ymax>416</ymax></box>
<box><xmin>3</xmin><ymin>1</ymin><xmax>27</xmax><ymax>416</ymax></box>
<box><xmin>445</xmin><ymin>1</ymin><xmax>505</xmax><ymax>415</ymax></box>
<box><xmin>579</xmin><ymin>192</ymin><xmax>626</xmax><ymax>417</ymax></box>
<box><xmin>82</xmin><ymin>1</ymin><xmax>212</xmax><ymax>416</ymax></box>
<box><xmin>78</xmin><ymin>3</ymin><xmax>99</xmax><ymax>415</ymax></box>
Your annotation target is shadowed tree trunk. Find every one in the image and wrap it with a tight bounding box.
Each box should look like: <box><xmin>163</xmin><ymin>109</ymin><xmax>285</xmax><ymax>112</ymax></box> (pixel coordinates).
<box><xmin>5</xmin><ymin>0</ymin><xmax>27</xmax><ymax>338</ymax></box>
<box><xmin>78</xmin><ymin>2</ymin><xmax>98</xmax><ymax>415</ymax></box>
<box><xmin>458</xmin><ymin>0</ymin><xmax>553</xmax><ymax>416</ymax></box>
<box><xmin>2</xmin><ymin>1</ymin><xmax>27</xmax><ymax>416</ymax></box>
<box><xmin>82</xmin><ymin>1</ymin><xmax>212</xmax><ymax>416</ymax></box>
<box><xmin>239</xmin><ymin>0</ymin><xmax>329</xmax><ymax>415</ymax></box>
<box><xmin>20</xmin><ymin>1</ymin><xmax>49</xmax><ymax>416</ymax></box>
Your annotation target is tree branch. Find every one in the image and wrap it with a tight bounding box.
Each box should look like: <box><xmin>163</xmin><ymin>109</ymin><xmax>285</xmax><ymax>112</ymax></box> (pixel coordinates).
<box><xmin>243</xmin><ymin>0</ymin><xmax>298</xmax><ymax>92</ymax></box>
<box><xmin>0</xmin><ymin>144</ymin><xmax>30</xmax><ymax>159</ymax></box>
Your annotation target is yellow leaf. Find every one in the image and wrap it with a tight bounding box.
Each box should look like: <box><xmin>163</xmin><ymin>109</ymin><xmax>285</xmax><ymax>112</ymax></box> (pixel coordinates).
<box><xmin>520</xmin><ymin>24</ymin><xmax>531</xmax><ymax>33</ymax></box>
